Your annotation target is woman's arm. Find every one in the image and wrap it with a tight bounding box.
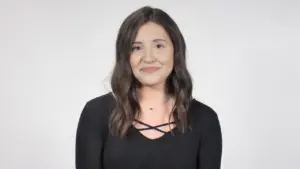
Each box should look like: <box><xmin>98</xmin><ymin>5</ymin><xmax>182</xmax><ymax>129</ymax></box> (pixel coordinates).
<box><xmin>76</xmin><ymin>101</ymin><xmax>105</xmax><ymax>169</ymax></box>
<box><xmin>198</xmin><ymin>108</ymin><xmax>223</xmax><ymax>169</ymax></box>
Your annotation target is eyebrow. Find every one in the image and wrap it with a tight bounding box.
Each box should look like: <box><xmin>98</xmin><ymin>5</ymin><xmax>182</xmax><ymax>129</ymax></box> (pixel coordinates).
<box><xmin>132</xmin><ymin>38</ymin><xmax>168</xmax><ymax>44</ymax></box>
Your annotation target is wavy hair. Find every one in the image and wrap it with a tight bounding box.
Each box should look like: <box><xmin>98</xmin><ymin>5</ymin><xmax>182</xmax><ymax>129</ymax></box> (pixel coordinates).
<box><xmin>109</xmin><ymin>6</ymin><xmax>193</xmax><ymax>138</ymax></box>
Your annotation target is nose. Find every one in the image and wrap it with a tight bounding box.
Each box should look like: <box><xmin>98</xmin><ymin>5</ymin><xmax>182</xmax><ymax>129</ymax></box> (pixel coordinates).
<box><xmin>143</xmin><ymin>48</ymin><xmax>155</xmax><ymax>63</ymax></box>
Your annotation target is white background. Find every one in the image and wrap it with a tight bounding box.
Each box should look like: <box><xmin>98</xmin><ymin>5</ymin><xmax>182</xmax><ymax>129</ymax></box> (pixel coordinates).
<box><xmin>0</xmin><ymin>0</ymin><xmax>299</xmax><ymax>169</ymax></box>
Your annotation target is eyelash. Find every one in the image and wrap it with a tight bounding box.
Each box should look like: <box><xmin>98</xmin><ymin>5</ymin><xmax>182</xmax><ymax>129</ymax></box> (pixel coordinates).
<box><xmin>155</xmin><ymin>44</ymin><xmax>165</xmax><ymax>49</ymax></box>
<box><xmin>131</xmin><ymin>44</ymin><xmax>165</xmax><ymax>51</ymax></box>
<box><xmin>131</xmin><ymin>46</ymin><xmax>141</xmax><ymax>51</ymax></box>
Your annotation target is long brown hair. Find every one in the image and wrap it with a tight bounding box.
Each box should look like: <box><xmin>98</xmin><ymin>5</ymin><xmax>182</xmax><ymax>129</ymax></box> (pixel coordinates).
<box><xmin>109</xmin><ymin>6</ymin><xmax>193</xmax><ymax>138</ymax></box>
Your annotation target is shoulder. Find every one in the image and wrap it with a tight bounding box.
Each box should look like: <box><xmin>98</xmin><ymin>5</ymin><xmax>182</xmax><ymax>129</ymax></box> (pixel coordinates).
<box><xmin>85</xmin><ymin>92</ymin><xmax>116</xmax><ymax>112</ymax></box>
<box><xmin>80</xmin><ymin>92</ymin><xmax>116</xmax><ymax>125</ymax></box>
<box><xmin>188</xmin><ymin>98</ymin><xmax>221</xmax><ymax>129</ymax></box>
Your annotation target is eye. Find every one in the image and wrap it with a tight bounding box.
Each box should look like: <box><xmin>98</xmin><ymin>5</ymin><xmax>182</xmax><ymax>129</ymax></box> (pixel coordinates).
<box><xmin>132</xmin><ymin>46</ymin><xmax>142</xmax><ymax>51</ymax></box>
<box><xmin>155</xmin><ymin>44</ymin><xmax>165</xmax><ymax>49</ymax></box>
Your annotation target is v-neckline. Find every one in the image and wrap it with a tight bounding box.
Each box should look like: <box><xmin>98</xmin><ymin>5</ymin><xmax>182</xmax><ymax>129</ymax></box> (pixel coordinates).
<box><xmin>131</xmin><ymin>120</ymin><xmax>178</xmax><ymax>141</ymax></box>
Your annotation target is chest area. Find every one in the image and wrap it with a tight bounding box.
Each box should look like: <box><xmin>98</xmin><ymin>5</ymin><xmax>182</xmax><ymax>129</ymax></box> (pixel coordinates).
<box><xmin>103</xmin><ymin>129</ymin><xmax>200</xmax><ymax>169</ymax></box>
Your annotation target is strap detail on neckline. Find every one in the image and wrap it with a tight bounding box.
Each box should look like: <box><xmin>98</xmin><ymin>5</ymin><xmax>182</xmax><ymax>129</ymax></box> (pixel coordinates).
<box><xmin>133</xmin><ymin>119</ymin><xmax>177</xmax><ymax>133</ymax></box>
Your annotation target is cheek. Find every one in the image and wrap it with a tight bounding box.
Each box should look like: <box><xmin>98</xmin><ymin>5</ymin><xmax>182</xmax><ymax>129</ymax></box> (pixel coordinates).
<box><xmin>158</xmin><ymin>51</ymin><xmax>174</xmax><ymax>66</ymax></box>
<box><xmin>164</xmin><ymin>53</ymin><xmax>174</xmax><ymax>72</ymax></box>
<box><xmin>129</xmin><ymin>54</ymin><xmax>140</xmax><ymax>69</ymax></box>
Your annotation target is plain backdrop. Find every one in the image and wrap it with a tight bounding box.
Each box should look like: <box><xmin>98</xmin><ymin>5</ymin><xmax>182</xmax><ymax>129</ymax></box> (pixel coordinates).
<box><xmin>0</xmin><ymin>0</ymin><xmax>299</xmax><ymax>169</ymax></box>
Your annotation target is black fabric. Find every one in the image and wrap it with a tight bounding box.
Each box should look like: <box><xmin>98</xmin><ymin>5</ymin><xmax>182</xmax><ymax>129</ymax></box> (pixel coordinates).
<box><xmin>133</xmin><ymin>119</ymin><xmax>177</xmax><ymax>133</ymax></box>
<box><xmin>75</xmin><ymin>92</ymin><xmax>222</xmax><ymax>169</ymax></box>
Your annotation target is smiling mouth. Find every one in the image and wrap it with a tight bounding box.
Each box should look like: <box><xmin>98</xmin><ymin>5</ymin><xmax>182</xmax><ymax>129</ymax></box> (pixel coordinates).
<box><xmin>140</xmin><ymin>67</ymin><xmax>160</xmax><ymax>73</ymax></box>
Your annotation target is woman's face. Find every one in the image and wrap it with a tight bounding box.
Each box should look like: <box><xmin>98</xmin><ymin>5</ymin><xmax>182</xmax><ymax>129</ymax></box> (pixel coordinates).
<box><xmin>130</xmin><ymin>22</ymin><xmax>174</xmax><ymax>87</ymax></box>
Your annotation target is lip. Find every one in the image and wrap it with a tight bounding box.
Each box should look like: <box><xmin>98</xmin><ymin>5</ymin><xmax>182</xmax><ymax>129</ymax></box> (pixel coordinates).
<box><xmin>140</xmin><ymin>66</ymin><xmax>160</xmax><ymax>73</ymax></box>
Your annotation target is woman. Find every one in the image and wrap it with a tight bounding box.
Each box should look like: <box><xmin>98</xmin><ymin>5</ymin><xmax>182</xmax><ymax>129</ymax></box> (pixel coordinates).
<box><xmin>76</xmin><ymin>6</ymin><xmax>222</xmax><ymax>169</ymax></box>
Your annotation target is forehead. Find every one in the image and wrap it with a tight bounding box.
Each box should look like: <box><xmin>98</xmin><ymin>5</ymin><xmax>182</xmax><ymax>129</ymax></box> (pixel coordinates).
<box><xmin>134</xmin><ymin>22</ymin><xmax>171</xmax><ymax>42</ymax></box>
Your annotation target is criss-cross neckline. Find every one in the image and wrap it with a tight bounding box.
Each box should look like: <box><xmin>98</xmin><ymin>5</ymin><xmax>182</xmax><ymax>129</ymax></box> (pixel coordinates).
<box><xmin>133</xmin><ymin>119</ymin><xmax>177</xmax><ymax>134</ymax></box>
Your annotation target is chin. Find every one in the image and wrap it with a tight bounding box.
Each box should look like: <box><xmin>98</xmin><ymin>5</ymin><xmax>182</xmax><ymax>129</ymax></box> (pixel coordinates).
<box><xmin>139</xmin><ymin>79</ymin><xmax>165</xmax><ymax>87</ymax></box>
<box><xmin>140</xmin><ymin>81</ymin><xmax>159</xmax><ymax>86</ymax></box>
<box><xmin>135</xmin><ymin>74</ymin><xmax>168</xmax><ymax>87</ymax></box>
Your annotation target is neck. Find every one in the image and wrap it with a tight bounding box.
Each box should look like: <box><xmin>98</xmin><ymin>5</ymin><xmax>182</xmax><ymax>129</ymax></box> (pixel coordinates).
<box><xmin>138</xmin><ymin>85</ymin><xmax>168</xmax><ymax>103</ymax></box>
<box><xmin>137</xmin><ymin>84</ymin><xmax>173</xmax><ymax>122</ymax></box>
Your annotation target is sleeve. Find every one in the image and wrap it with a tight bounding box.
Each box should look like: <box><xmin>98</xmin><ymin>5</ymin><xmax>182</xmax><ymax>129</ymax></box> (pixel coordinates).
<box><xmin>75</xmin><ymin>102</ymin><xmax>105</xmax><ymax>169</ymax></box>
<box><xmin>198</xmin><ymin>108</ymin><xmax>223</xmax><ymax>169</ymax></box>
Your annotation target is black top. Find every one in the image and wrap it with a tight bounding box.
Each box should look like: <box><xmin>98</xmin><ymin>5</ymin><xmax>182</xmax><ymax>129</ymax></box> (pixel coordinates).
<box><xmin>75</xmin><ymin>93</ymin><xmax>222</xmax><ymax>169</ymax></box>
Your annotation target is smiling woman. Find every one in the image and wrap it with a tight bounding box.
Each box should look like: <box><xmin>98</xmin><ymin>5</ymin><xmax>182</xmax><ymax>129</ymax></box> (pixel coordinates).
<box><xmin>75</xmin><ymin>6</ymin><xmax>222</xmax><ymax>169</ymax></box>
<box><xmin>130</xmin><ymin>22</ymin><xmax>174</xmax><ymax>89</ymax></box>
